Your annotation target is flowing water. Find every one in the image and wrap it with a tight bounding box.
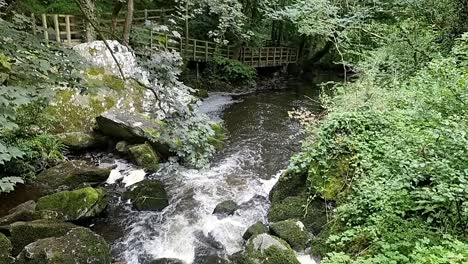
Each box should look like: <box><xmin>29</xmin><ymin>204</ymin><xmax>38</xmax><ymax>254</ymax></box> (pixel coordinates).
<box><xmin>100</xmin><ymin>80</ymin><xmax>324</xmax><ymax>264</ymax></box>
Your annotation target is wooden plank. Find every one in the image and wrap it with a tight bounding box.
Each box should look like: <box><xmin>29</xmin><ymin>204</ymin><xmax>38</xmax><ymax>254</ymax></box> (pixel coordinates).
<box><xmin>41</xmin><ymin>14</ymin><xmax>49</xmax><ymax>44</ymax></box>
<box><xmin>205</xmin><ymin>41</ymin><xmax>208</xmax><ymax>61</ymax></box>
<box><xmin>65</xmin><ymin>15</ymin><xmax>72</xmax><ymax>46</ymax></box>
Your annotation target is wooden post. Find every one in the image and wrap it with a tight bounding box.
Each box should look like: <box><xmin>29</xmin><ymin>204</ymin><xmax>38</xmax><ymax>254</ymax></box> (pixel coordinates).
<box><xmin>144</xmin><ymin>9</ymin><xmax>148</xmax><ymax>21</ymax></box>
<box><xmin>273</xmin><ymin>47</ymin><xmax>276</xmax><ymax>65</ymax></box>
<box><xmin>193</xmin><ymin>40</ymin><xmax>197</xmax><ymax>60</ymax></box>
<box><xmin>165</xmin><ymin>33</ymin><xmax>168</xmax><ymax>49</ymax></box>
<box><xmin>161</xmin><ymin>8</ymin><xmax>166</xmax><ymax>24</ymax></box>
<box><xmin>31</xmin><ymin>13</ymin><xmax>37</xmax><ymax>36</ymax></box>
<box><xmin>41</xmin><ymin>14</ymin><xmax>49</xmax><ymax>44</ymax></box>
<box><xmin>65</xmin><ymin>15</ymin><xmax>72</xmax><ymax>46</ymax></box>
<box><xmin>251</xmin><ymin>48</ymin><xmax>254</xmax><ymax>66</ymax></box>
<box><xmin>205</xmin><ymin>41</ymin><xmax>208</xmax><ymax>61</ymax></box>
<box><xmin>258</xmin><ymin>48</ymin><xmax>261</xmax><ymax>67</ymax></box>
<box><xmin>266</xmin><ymin>47</ymin><xmax>269</xmax><ymax>66</ymax></box>
<box><xmin>53</xmin><ymin>15</ymin><xmax>60</xmax><ymax>43</ymax></box>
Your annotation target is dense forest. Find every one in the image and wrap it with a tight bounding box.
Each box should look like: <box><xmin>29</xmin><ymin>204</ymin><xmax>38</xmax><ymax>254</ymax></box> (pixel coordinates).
<box><xmin>0</xmin><ymin>0</ymin><xmax>467</xmax><ymax>263</ymax></box>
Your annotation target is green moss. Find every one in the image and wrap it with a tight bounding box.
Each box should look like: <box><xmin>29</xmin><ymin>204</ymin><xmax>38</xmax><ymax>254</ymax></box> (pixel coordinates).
<box><xmin>10</xmin><ymin>220</ymin><xmax>76</xmax><ymax>256</ymax></box>
<box><xmin>16</xmin><ymin>227</ymin><xmax>111</xmax><ymax>264</ymax></box>
<box><xmin>103</xmin><ymin>74</ymin><xmax>125</xmax><ymax>91</ymax></box>
<box><xmin>196</xmin><ymin>89</ymin><xmax>209</xmax><ymax>98</ymax></box>
<box><xmin>123</xmin><ymin>179</ymin><xmax>169</xmax><ymax>211</ymax></box>
<box><xmin>57</xmin><ymin>132</ymin><xmax>107</xmax><ymax>149</ymax></box>
<box><xmin>308</xmin><ymin>155</ymin><xmax>353</xmax><ymax>201</ymax></box>
<box><xmin>86</xmin><ymin>66</ymin><xmax>106</xmax><ymax>76</ymax></box>
<box><xmin>244</xmin><ymin>234</ymin><xmax>300</xmax><ymax>264</ymax></box>
<box><xmin>243</xmin><ymin>221</ymin><xmax>269</xmax><ymax>240</ymax></box>
<box><xmin>0</xmin><ymin>233</ymin><xmax>12</xmax><ymax>263</ymax></box>
<box><xmin>262</xmin><ymin>245</ymin><xmax>300</xmax><ymax>264</ymax></box>
<box><xmin>35</xmin><ymin>187</ymin><xmax>107</xmax><ymax>221</ymax></box>
<box><xmin>270</xmin><ymin>220</ymin><xmax>311</xmax><ymax>250</ymax></box>
<box><xmin>268</xmin><ymin>195</ymin><xmax>327</xmax><ymax>235</ymax></box>
<box><xmin>128</xmin><ymin>143</ymin><xmax>160</xmax><ymax>172</ymax></box>
<box><xmin>269</xmin><ymin>170</ymin><xmax>308</xmax><ymax>204</ymax></box>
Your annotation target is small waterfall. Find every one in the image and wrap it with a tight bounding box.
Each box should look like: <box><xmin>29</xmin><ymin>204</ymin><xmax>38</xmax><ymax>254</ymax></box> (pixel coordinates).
<box><xmin>103</xmin><ymin>88</ymin><xmax>321</xmax><ymax>264</ymax></box>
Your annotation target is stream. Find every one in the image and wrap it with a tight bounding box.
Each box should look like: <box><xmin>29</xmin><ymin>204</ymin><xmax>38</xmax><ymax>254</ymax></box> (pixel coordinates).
<box><xmin>94</xmin><ymin>80</ymin><xmax>324</xmax><ymax>264</ymax></box>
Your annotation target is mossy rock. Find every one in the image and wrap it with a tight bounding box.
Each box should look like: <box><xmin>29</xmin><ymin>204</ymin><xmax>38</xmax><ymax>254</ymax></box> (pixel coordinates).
<box><xmin>16</xmin><ymin>227</ymin><xmax>111</xmax><ymax>264</ymax></box>
<box><xmin>243</xmin><ymin>221</ymin><xmax>269</xmax><ymax>240</ymax></box>
<box><xmin>308</xmin><ymin>155</ymin><xmax>353</xmax><ymax>200</ymax></box>
<box><xmin>268</xmin><ymin>195</ymin><xmax>327</xmax><ymax>235</ymax></box>
<box><xmin>35</xmin><ymin>160</ymin><xmax>114</xmax><ymax>192</ymax></box>
<box><xmin>9</xmin><ymin>220</ymin><xmax>76</xmax><ymax>256</ymax></box>
<box><xmin>269</xmin><ymin>170</ymin><xmax>308</xmax><ymax>204</ymax></box>
<box><xmin>128</xmin><ymin>143</ymin><xmax>160</xmax><ymax>172</ymax></box>
<box><xmin>243</xmin><ymin>234</ymin><xmax>300</xmax><ymax>264</ymax></box>
<box><xmin>57</xmin><ymin>132</ymin><xmax>108</xmax><ymax>150</ymax></box>
<box><xmin>0</xmin><ymin>200</ymin><xmax>36</xmax><ymax>226</ymax></box>
<box><xmin>270</xmin><ymin>220</ymin><xmax>311</xmax><ymax>250</ymax></box>
<box><xmin>213</xmin><ymin>200</ymin><xmax>238</xmax><ymax>216</ymax></box>
<box><xmin>0</xmin><ymin>233</ymin><xmax>12</xmax><ymax>264</ymax></box>
<box><xmin>123</xmin><ymin>179</ymin><xmax>169</xmax><ymax>211</ymax></box>
<box><xmin>115</xmin><ymin>140</ymin><xmax>129</xmax><ymax>154</ymax></box>
<box><xmin>35</xmin><ymin>187</ymin><xmax>107</xmax><ymax>221</ymax></box>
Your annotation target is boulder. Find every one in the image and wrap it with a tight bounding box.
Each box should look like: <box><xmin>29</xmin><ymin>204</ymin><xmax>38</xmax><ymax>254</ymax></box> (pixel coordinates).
<box><xmin>243</xmin><ymin>221</ymin><xmax>269</xmax><ymax>240</ymax></box>
<box><xmin>212</xmin><ymin>200</ymin><xmax>238</xmax><ymax>216</ymax></box>
<box><xmin>196</xmin><ymin>89</ymin><xmax>209</xmax><ymax>98</ymax></box>
<box><xmin>0</xmin><ymin>233</ymin><xmax>12</xmax><ymax>264</ymax></box>
<box><xmin>128</xmin><ymin>143</ymin><xmax>160</xmax><ymax>172</ymax></box>
<box><xmin>0</xmin><ymin>200</ymin><xmax>36</xmax><ymax>226</ymax></box>
<box><xmin>57</xmin><ymin>131</ymin><xmax>108</xmax><ymax>150</ymax></box>
<box><xmin>96</xmin><ymin>108</ymin><xmax>171</xmax><ymax>158</ymax></box>
<box><xmin>243</xmin><ymin>234</ymin><xmax>300</xmax><ymax>264</ymax></box>
<box><xmin>269</xmin><ymin>170</ymin><xmax>307</xmax><ymax>204</ymax></box>
<box><xmin>9</xmin><ymin>220</ymin><xmax>76</xmax><ymax>255</ymax></box>
<box><xmin>115</xmin><ymin>140</ymin><xmax>129</xmax><ymax>154</ymax></box>
<box><xmin>270</xmin><ymin>220</ymin><xmax>311</xmax><ymax>250</ymax></box>
<box><xmin>16</xmin><ymin>227</ymin><xmax>111</xmax><ymax>264</ymax></box>
<box><xmin>35</xmin><ymin>187</ymin><xmax>107</xmax><ymax>221</ymax></box>
<box><xmin>123</xmin><ymin>179</ymin><xmax>169</xmax><ymax>211</ymax></box>
<box><xmin>268</xmin><ymin>195</ymin><xmax>327</xmax><ymax>235</ymax></box>
<box><xmin>35</xmin><ymin>160</ymin><xmax>114</xmax><ymax>192</ymax></box>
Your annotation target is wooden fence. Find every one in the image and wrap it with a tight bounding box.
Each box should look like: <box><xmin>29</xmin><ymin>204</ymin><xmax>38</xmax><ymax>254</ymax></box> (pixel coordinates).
<box><xmin>30</xmin><ymin>9</ymin><xmax>172</xmax><ymax>45</ymax></box>
<box><xmin>133</xmin><ymin>29</ymin><xmax>297</xmax><ymax>67</ymax></box>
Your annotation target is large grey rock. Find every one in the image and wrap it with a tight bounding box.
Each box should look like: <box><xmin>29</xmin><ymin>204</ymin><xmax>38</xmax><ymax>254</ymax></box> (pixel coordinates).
<box><xmin>96</xmin><ymin>108</ymin><xmax>171</xmax><ymax>158</ymax></box>
<box><xmin>57</xmin><ymin>131</ymin><xmax>108</xmax><ymax>150</ymax></box>
<box><xmin>35</xmin><ymin>187</ymin><xmax>107</xmax><ymax>221</ymax></box>
<box><xmin>123</xmin><ymin>179</ymin><xmax>169</xmax><ymax>211</ymax></box>
<box><xmin>16</xmin><ymin>227</ymin><xmax>111</xmax><ymax>264</ymax></box>
<box><xmin>9</xmin><ymin>220</ymin><xmax>76</xmax><ymax>256</ymax></box>
<box><xmin>35</xmin><ymin>160</ymin><xmax>114</xmax><ymax>192</ymax></box>
<box><xmin>0</xmin><ymin>200</ymin><xmax>36</xmax><ymax>226</ymax></box>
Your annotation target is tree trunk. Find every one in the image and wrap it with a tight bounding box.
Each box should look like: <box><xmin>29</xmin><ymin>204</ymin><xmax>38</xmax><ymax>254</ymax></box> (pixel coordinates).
<box><xmin>306</xmin><ymin>41</ymin><xmax>333</xmax><ymax>65</ymax></box>
<box><xmin>78</xmin><ymin>0</ymin><xmax>97</xmax><ymax>42</ymax></box>
<box><xmin>111</xmin><ymin>0</ymin><xmax>124</xmax><ymax>34</ymax></box>
<box><xmin>122</xmin><ymin>0</ymin><xmax>134</xmax><ymax>45</ymax></box>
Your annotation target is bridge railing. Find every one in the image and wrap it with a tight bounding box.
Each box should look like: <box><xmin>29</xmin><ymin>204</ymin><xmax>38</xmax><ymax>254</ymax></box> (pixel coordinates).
<box><xmin>240</xmin><ymin>47</ymin><xmax>298</xmax><ymax>67</ymax></box>
<box><xmin>132</xmin><ymin>29</ymin><xmax>234</xmax><ymax>61</ymax></box>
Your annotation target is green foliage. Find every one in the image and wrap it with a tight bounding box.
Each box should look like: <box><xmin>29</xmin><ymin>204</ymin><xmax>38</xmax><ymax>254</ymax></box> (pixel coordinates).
<box><xmin>288</xmin><ymin>14</ymin><xmax>468</xmax><ymax>264</ymax></box>
<box><xmin>0</xmin><ymin>20</ymin><xmax>83</xmax><ymax>192</ymax></box>
<box><xmin>0</xmin><ymin>177</ymin><xmax>24</xmax><ymax>193</ymax></box>
<box><xmin>207</xmin><ymin>56</ymin><xmax>256</xmax><ymax>84</ymax></box>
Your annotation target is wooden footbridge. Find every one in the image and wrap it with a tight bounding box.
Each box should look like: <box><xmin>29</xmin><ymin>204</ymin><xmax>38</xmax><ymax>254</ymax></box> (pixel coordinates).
<box><xmin>28</xmin><ymin>9</ymin><xmax>298</xmax><ymax>68</ymax></box>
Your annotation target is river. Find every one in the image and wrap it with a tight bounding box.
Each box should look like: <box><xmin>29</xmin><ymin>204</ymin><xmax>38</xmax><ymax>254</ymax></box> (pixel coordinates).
<box><xmin>94</xmin><ymin>80</ymin><xmax>324</xmax><ymax>264</ymax></box>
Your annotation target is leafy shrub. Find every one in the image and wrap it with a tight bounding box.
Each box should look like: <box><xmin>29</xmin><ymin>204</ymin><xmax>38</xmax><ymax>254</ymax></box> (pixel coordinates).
<box><xmin>207</xmin><ymin>56</ymin><xmax>256</xmax><ymax>84</ymax></box>
<box><xmin>289</xmin><ymin>30</ymin><xmax>468</xmax><ymax>263</ymax></box>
